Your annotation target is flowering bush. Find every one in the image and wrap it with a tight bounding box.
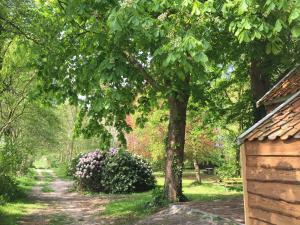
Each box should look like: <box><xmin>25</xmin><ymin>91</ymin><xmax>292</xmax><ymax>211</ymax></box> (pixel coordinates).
<box><xmin>101</xmin><ymin>149</ymin><xmax>156</xmax><ymax>193</ymax></box>
<box><xmin>73</xmin><ymin>148</ymin><xmax>156</xmax><ymax>193</ymax></box>
<box><xmin>68</xmin><ymin>153</ymin><xmax>84</xmax><ymax>177</ymax></box>
<box><xmin>74</xmin><ymin>150</ymin><xmax>105</xmax><ymax>191</ymax></box>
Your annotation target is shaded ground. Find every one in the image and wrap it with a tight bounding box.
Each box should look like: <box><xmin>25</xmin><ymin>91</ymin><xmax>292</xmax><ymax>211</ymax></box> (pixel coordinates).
<box><xmin>136</xmin><ymin>204</ymin><xmax>244</xmax><ymax>225</ymax></box>
<box><xmin>185</xmin><ymin>198</ymin><xmax>244</xmax><ymax>224</ymax></box>
<box><xmin>19</xmin><ymin>169</ymin><xmax>244</xmax><ymax>225</ymax></box>
<box><xmin>19</xmin><ymin>169</ymin><xmax>118</xmax><ymax>225</ymax></box>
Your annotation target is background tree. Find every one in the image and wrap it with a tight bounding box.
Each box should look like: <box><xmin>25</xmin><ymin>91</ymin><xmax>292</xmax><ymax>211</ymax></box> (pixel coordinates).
<box><xmin>223</xmin><ymin>0</ymin><xmax>300</xmax><ymax>121</ymax></box>
<box><xmin>185</xmin><ymin>115</ymin><xmax>217</xmax><ymax>184</ymax></box>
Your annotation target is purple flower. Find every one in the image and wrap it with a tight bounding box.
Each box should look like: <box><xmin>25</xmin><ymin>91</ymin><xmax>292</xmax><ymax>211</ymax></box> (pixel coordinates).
<box><xmin>109</xmin><ymin>147</ymin><xmax>119</xmax><ymax>155</ymax></box>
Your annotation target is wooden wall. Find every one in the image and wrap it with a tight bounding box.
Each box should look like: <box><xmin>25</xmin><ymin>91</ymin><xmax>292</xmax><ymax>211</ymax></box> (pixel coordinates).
<box><xmin>242</xmin><ymin>139</ymin><xmax>300</xmax><ymax>225</ymax></box>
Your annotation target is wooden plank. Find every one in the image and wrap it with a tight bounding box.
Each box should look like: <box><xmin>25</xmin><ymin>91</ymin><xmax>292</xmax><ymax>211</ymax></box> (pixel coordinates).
<box><xmin>241</xmin><ymin>144</ymin><xmax>250</xmax><ymax>225</ymax></box>
<box><xmin>247</xmin><ymin>156</ymin><xmax>300</xmax><ymax>170</ymax></box>
<box><xmin>247</xmin><ymin>181</ymin><xmax>300</xmax><ymax>203</ymax></box>
<box><xmin>249</xmin><ymin>208</ymin><xmax>300</xmax><ymax>225</ymax></box>
<box><xmin>247</xmin><ymin>167</ymin><xmax>300</xmax><ymax>182</ymax></box>
<box><xmin>249</xmin><ymin>218</ymin><xmax>274</xmax><ymax>225</ymax></box>
<box><xmin>248</xmin><ymin>193</ymin><xmax>300</xmax><ymax>218</ymax></box>
<box><xmin>245</xmin><ymin>139</ymin><xmax>300</xmax><ymax>156</ymax></box>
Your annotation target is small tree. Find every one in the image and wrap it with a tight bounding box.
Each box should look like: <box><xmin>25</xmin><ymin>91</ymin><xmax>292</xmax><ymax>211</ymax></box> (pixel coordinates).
<box><xmin>185</xmin><ymin>118</ymin><xmax>216</xmax><ymax>183</ymax></box>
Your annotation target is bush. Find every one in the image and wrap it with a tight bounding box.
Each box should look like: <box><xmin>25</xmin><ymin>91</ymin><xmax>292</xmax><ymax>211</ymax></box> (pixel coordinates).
<box><xmin>101</xmin><ymin>149</ymin><xmax>156</xmax><ymax>193</ymax></box>
<box><xmin>74</xmin><ymin>150</ymin><xmax>106</xmax><ymax>192</ymax></box>
<box><xmin>73</xmin><ymin>149</ymin><xmax>156</xmax><ymax>193</ymax></box>
<box><xmin>0</xmin><ymin>175</ymin><xmax>20</xmax><ymax>203</ymax></box>
<box><xmin>216</xmin><ymin>161</ymin><xmax>239</xmax><ymax>181</ymax></box>
<box><xmin>147</xmin><ymin>187</ymin><xmax>169</xmax><ymax>207</ymax></box>
<box><xmin>68</xmin><ymin>153</ymin><xmax>84</xmax><ymax>177</ymax></box>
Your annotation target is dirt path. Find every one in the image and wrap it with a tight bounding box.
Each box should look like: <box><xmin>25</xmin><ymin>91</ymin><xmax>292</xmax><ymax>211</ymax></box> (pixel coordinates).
<box><xmin>19</xmin><ymin>169</ymin><xmax>244</xmax><ymax>225</ymax></box>
<box><xmin>19</xmin><ymin>169</ymin><xmax>114</xmax><ymax>225</ymax></box>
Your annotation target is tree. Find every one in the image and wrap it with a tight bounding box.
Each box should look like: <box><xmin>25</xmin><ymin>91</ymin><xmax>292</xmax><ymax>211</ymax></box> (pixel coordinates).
<box><xmin>33</xmin><ymin>0</ymin><xmax>221</xmax><ymax>201</ymax></box>
<box><xmin>223</xmin><ymin>0</ymin><xmax>300</xmax><ymax>121</ymax></box>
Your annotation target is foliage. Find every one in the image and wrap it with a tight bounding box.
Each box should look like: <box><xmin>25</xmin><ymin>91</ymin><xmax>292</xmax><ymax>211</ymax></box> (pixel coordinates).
<box><xmin>73</xmin><ymin>149</ymin><xmax>155</xmax><ymax>193</ymax></box>
<box><xmin>101</xmin><ymin>149</ymin><xmax>156</xmax><ymax>193</ymax></box>
<box><xmin>215</xmin><ymin>131</ymin><xmax>240</xmax><ymax>179</ymax></box>
<box><xmin>74</xmin><ymin>150</ymin><xmax>106</xmax><ymax>192</ymax></box>
<box><xmin>216</xmin><ymin>161</ymin><xmax>239</xmax><ymax>181</ymax></box>
<box><xmin>126</xmin><ymin>110</ymin><xmax>167</xmax><ymax>170</ymax></box>
<box><xmin>0</xmin><ymin>175</ymin><xmax>20</xmax><ymax>204</ymax></box>
<box><xmin>185</xmin><ymin>114</ymin><xmax>218</xmax><ymax>165</ymax></box>
<box><xmin>223</xmin><ymin>0</ymin><xmax>300</xmax><ymax>54</ymax></box>
<box><xmin>147</xmin><ymin>187</ymin><xmax>169</xmax><ymax>208</ymax></box>
<box><xmin>0</xmin><ymin>169</ymin><xmax>42</xmax><ymax>225</ymax></box>
<box><xmin>68</xmin><ymin>153</ymin><xmax>83</xmax><ymax>177</ymax></box>
<box><xmin>1</xmin><ymin>0</ymin><xmax>300</xmax><ymax>202</ymax></box>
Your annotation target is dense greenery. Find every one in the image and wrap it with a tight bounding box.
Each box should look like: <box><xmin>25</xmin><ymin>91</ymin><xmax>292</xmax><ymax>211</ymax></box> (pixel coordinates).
<box><xmin>0</xmin><ymin>0</ymin><xmax>299</xmax><ymax>202</ymax></box>
<box><xmin>101</xmin><ymin>150</ymin><xmax>156</xmax><ymax>193</ymax></box>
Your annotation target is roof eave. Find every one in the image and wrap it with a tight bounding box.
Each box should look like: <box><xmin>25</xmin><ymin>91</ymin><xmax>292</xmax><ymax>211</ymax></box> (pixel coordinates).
<box><xmin>237</xmin><ymin>90</ymin><xmax>300</xmax><ymax>145</ymax></box>
<box><xmin>256</xmin><ymin>65</ymin><xmax>300</xmax><ymax>107</ymax></box>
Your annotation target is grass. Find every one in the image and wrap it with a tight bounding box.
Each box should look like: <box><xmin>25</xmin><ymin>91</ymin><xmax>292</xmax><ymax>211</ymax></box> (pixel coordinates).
<box><xmin>40</xmin><ymin>171</ymin><xmax>54</xmax><ymax>193</ymax></box>
<box><xmin>40</xmin><ymin>185</ymin><xmax>54</xmax><ymax>193</ymax></box>
<box><xmin>0</xmin><ymin>169</ymin><xmax>44</xmax><ymax>225</ymax></box>
<box><xmin>100</xmin><ymin>171</ymin><xmax>243</xmax><ymax>223</ymax></box>
<box><xmin>53</xmin><ymin>165</ymin><xmax>72</xmax><ymax>181</ymax></box>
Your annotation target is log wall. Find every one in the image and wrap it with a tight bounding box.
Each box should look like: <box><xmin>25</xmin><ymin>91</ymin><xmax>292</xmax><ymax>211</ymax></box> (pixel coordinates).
<box><xmin>242</xmin><ymin>139</ymin><xmax>300</xmax><ymax>225</ymax></box>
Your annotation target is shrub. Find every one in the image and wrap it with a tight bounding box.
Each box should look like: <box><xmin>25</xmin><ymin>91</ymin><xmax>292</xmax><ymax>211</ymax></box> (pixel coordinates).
<box><xmin>74</xmin><ymin>150</ymin><xmax>106</xmax><ymax>191</ymax></box>
<box><xmin>68</xmin><ymin>153</ymin><xmax>84</xmax><ymax>177</ymax></box>
<box><xmin>101</xmin><ymin>149</ymin><xmax>156</xmax><ymax>193</ymax></box>
<box><xmin>147</xmin><ymin>187</ymin><xmax>169</xmax><ymax>207</ymax></box>
<box><xmin>0</xmin><ymin>175</ymin><xmax>20</xmax><ymax>203</ymax></box>
<box><xmin>216</xmin><ymin>160</ymin><xmax>239</xmax><ymax>181</ymax></box>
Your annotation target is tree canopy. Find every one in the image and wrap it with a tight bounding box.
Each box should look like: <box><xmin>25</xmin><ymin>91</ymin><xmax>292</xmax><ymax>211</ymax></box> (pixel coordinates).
<box><xmin>0</xmin><ymin>0</ymin><xmax>299</xmax><ymax>201</ymax></box>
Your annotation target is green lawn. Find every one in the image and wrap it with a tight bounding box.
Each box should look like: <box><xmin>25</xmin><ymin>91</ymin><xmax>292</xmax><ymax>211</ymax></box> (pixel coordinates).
<box><xmin>0</xmin><ymin>169</ymin><xmax>44</xmax><ymax>225</ymax></box>
<box><xmin>101</xmin><ymin>171</ymin><xmax>243</xmax><ymax>223</ymax></box>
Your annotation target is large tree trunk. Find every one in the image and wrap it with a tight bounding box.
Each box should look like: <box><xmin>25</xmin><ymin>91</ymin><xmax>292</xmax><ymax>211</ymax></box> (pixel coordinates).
<box><xmin>164</xmin><ymin>89</ymin><xmax>189</xmax><ymax>202</ymax></box>
<box><xmin>193</xmin><ymin>159</ymin><xmax>201</xmax><ymax>184</ymax></box>
<box><xmin>250</xmin><ymin>59</ymin><xmax>270</xmax><ymax>122</ymax></box>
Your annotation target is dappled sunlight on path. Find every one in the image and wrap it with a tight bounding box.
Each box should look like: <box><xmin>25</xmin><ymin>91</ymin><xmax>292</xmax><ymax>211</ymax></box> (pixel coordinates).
<box><xmin>19</xmin><ymin>169</ymin><xmax>114</xmax><ymax>225</ymax></box>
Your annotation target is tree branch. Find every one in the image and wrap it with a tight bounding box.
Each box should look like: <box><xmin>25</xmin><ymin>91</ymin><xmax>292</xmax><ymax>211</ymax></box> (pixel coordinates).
<box><xmin>0</xmin><ymin>15</ymin><xmax>42</xmax><ymax>46</ymax></box>
<box><xmin>122</xmin><ymin>50</ymin><xmax>162</xmax><ymax>91</ymax></box>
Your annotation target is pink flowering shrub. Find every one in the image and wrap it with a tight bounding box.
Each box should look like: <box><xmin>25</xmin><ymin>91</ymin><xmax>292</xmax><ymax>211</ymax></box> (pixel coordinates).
<box><xmin>73</xmin><ymin>148</ymin><xmax>155</xmax><ymax>193</ymax></box>
<box><xmin>74</xmin><ymin>150</ymin><xmax>105</xmax><ymax>191</ymax></box>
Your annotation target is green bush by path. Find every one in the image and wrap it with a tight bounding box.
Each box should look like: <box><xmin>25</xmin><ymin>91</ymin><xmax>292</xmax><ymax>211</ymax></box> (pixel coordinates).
<box><xmin>73</xmin><ymin>149</ymin><xmax>156</xmax><ymax>194</ymax></box>
<box><xmin>0</xmin><ymin>169</ymin><xmax>43</xmax><ymax>225</ymax></box>
<box><xmin>101</xmin><ymin>150</ymin><xmax>156</xmax><ymax>193</ymax></box>
<box><xmin>0</xmin><ymin>175</ymin><xmax>21</xmax><ymax>204</ymax></box>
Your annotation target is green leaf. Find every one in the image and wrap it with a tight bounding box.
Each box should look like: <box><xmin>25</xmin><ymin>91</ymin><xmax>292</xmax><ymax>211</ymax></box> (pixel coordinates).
<box><xmin>195</xmin><ymin>52</ymin><xmax>208</xmax><ymax>63</ymax></box>
<box><xmin>238</xmin><ymin>0</ymin><xmax>248</xmax><ymax>15</ymax></box>
<box><xmin>273</xmin><ymin>20</ymin><xmax>282</xmax><ymax>33</ymax></box>
<box><xmin>292</xmin><ymin>24</ymin><xmax>300</xmax><ymax>38</ymax></box>
<box><xmin>244</xmin><ymin>20</ymin><xmax>251</xmax><ymax>30</ymax></box>
<box><xmin>191</xmin><ymin>1</ymin><xmax>201</xmax><ymax>16</ymax></box>
<box><xmin>289</xmin><ymin>9</ymin><xmax>300</xmax><ymax>24</ymax></box>
<box><xmin>254</xmin><ymin>31</ymin><xmax>262</xmax><ymax>39</ymax></box>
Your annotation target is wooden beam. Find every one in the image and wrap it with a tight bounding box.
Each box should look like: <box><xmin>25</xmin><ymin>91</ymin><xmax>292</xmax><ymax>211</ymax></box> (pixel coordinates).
<box><xmin>241</xmin><ymin>144</ymin><xmax>250</xmax><ymax>225</ymax></box>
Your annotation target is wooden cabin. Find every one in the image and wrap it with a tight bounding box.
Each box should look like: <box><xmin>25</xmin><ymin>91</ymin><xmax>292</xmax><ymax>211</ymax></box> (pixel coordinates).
<box><xmin>238</xmin><ymin>66</ymin><xmax>300</xmax><ymax>225</ymax></box>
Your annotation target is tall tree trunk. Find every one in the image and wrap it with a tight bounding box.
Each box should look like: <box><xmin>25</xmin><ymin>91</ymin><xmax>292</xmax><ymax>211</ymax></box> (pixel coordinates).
<box><xmin>164</xmin><ymin>89</ymin><xmax>189</xmax><ymax>202</ymax></box>
<box><xmin>250</xmin><ymin>59</ymin><xmax>270</xmax><ymax>122</ymax></box>
<box><xmin>193</xmin><ymin>159</ymin><xmax>201</xmax><ymax>184</ymax></box>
